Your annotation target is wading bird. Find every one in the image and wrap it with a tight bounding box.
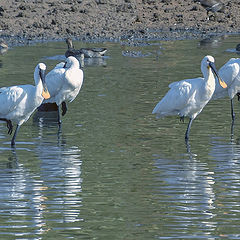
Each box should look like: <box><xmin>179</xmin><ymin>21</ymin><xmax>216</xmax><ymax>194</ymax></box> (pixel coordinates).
<box><xmin>65</xmin><ymin>38</ymin><xmax>107</xmax><ymax>58</ymax></box>
<box><xmin>212</xmin><ymin>58</ymin><xmax>240</xmax><ymax>121</ymax></box>
<box><xmin>152</xmin><ymin>55</ymin><xmax>227</xmax><ymax>141</ymax></box>
<box><xmin>39</xmin><ymin>56</ymin><xmax>84</xmax><ymax>124</ymax></box>
<box><xmin>0</xmin><ymin>63</ymin><xmax>50</xmax><ymax>146</ymax></box>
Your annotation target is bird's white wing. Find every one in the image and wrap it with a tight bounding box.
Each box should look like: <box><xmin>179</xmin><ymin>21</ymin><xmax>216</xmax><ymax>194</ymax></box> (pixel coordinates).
<box><xmin>213</xmin><ymin>59</ymin><xmax>240</xmax><ymax>99</ymax></box>
<box><xmin>219</xmin><ymin>59</ymin><xmax>239</xmax><ymax>85</ymax></box>
<box><xmin>64</xmin><ymin>68</ymin><xmax>84</xmax><ymax>102</ymax></box>
<box><xmin>0</xmin><ymin>87</ymin><xmax>8</xmax><ymax>93</ymax></box>
<box><xmin>45</xmin><ymin>67</ymin><xmax>66</xmax><ymax>100</ymax></box>
<box><xmin>153</xmin><ymin>79</ymin><xmax>196</xmax><ymax>117</ymax></box>
<box><xmin>50</xmin><ymin>67</ymin><xmax>84</xmax><ymax>105</ymax></box>
<box><xmin>0</xmin><ymin>86</ymin><xmax>26</xmax><ymax>115</ymax></box>
<box><xmin>54</xmin><ymin>62</ymin><xmax>65</xmax><ymax>69</ymax></box>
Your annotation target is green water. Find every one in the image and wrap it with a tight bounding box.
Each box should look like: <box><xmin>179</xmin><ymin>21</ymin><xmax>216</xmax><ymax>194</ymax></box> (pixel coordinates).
<box><xmin>0</xmin><ymin>35</ymin><xmax>240</xmax><ymax>239</ymax></box>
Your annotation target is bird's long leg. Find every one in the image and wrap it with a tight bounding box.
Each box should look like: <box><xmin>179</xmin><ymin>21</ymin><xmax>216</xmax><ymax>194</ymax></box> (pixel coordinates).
<box><xmin>11</xmin><ymin>124</ymin><xmax>20</xmax><ymax>147</ymax></box>
<box><xmin>237</xmin><ymin>92</ymin><xmax>240</xmax><ymax>101</ymax></box>
<box><xmin>185</xmin><ymin>118</ymin><xmax>193</xmax><ymax>141</ymax></box>
<box><xmin>57</xmin><ymin>106</ymin><xmax>62</xmax><ymax>125</ymax></box>
<box><xmin>61</xmin><ymin>101</ymin><xmax>67</xmax><ymax>116</ymax></box>
<box><xmin>231</xmin><ymin>99</ymin><xmax>235</xmax><ymax>121</ymax></box>
<box><xmin>6</xmin><ymin>120</ymin><xmax>13</xmax><ymax>135</ymax></box>
<box><xmin>0</xmin><ymin>118</ymin><xmax>13</xmax><ymax>135</ymax></box>
<box><xmin>180</xmin><ymin>116</ymin><xmax>184</xmax><ymax>123</ymax></box>
<box><xmin>57</xmin><ymin>106</ymin><xmax>62</xmax><ymax>133</ymax></box>
<box><xmin>231</xmin><ymin>118</ymin><xmax>235</xmax><ymax>137</ymax></box>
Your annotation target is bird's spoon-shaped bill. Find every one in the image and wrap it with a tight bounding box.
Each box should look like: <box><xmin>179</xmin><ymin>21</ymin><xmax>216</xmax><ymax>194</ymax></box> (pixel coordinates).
<box><xmin>209</xmin><ymin>61</ymin><xmax>227</xmax><ymax>89</ymax></box>
<box><xmin>219</xmin><ymin>78</ymin><xmax>227</xmax><ymax>89</ymax></box>
<box><xmin>42</xmin><ymin>88</ymin><xmax>51</xmax><ymax>99</ymax></box>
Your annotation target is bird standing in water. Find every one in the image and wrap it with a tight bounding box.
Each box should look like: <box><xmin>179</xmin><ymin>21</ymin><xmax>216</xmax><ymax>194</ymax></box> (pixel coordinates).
<box><xmin>0</xmin><ymin>63</ymin><xmax>50</xmax><ymax>146</ymax></box>
<box><xmin>152</xmin><ymin>55</ymin><xmax>227</xmax><ymax>141</ymax></box>
<box><xmin>40</xmin><ymin>56</ymin><xmax>84</xmax><ymax>124</ymax></box>
<box><xmin>212</xmin><ymin>58</ymin><xmax>240</xmax><ymax>121</ymax></box>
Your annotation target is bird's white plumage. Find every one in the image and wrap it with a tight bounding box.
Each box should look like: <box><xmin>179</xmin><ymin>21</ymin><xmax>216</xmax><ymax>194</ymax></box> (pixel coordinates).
<box><xmin>212</xmin><ymin>58</ymin><xmax>240</xmax><ymax>100</ymax></box>
<box><xmin>152</xmin><ymin>56</ymin><xmax>217</xmax><ymax>120</ymax></box>
<box><xmin>152</xmin><ymin>55</ymin><xmax>227</xmax><ymax>140</ymax></box>
<box><xmin>0</xmin><ymin>63</ymin><xmax>49</xmax><ymax>146</ymax></box>
<box><xmin>153</xmin><ymin>78</ymin><xmax>205</xmax><ymax>119</ymax></box>
<box><xmin>44</xmin><ymin>56</ymin><xmax>83</xmax><ymax>106</ymax></box>
<box><xmin>0</xmin><ymin>63</ymin><xmax>47</xmax><ymax>125</ymax></box>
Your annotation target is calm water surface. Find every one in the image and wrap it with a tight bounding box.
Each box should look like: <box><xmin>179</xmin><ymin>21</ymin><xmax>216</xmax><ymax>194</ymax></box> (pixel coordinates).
<box><xmin>0</xmin><ymin>35</ymin><xmax>240</xmax><ymax>239</ymax></box>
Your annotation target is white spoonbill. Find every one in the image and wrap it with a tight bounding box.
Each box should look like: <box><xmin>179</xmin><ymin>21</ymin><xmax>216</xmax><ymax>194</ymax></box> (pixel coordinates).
<box><xmin>0</xmin><ymin>63</ymin><xmax>50</xmax><ymax>146</ymax></box>
<box><xmin>152</xmin><ymin>55</ymin><xmax>227</xmax><ymax>141</ymax></box>
<box><xmin>212</xmin><ymin>58</ymin><xmax>240</xmax><ymax>120</ymax></box>
<box><xmin>39</xmin><ymin>56</ymin><xmax>84</xmax><ymax>124</ymax></box>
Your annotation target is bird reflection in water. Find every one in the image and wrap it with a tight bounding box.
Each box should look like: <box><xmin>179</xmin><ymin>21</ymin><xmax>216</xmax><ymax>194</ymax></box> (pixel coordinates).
<box><xmin>33</xmin><ymin>110</ymin><xmax>64</xmax><ymax>137</ymax></box>
<box><xmin>33</xmin><ymin>111</ymin><xmax>83</xmax><ymax>224</ymax></box>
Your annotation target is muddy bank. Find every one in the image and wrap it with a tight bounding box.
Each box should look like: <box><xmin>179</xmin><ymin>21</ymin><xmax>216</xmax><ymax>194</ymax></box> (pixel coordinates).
<box><xmin>0</xmin><ymin>0</ymin><xmax>240</xmax><ymax>46</ymax></box>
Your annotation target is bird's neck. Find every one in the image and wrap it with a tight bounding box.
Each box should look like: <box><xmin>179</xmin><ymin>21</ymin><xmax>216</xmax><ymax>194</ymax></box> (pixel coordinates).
<box><xmin>205</xmin><ymin>68</ymin><xmax>216</xmax><ymax>93</ymax></box>
<box><xmin>67</xmin><ymin>42</ymin><xmax>74</xmax><ymax>50</ymax></box>
<box><xmin>34</xmin><ymin>72</ymin><xmax>43</xmax><ymax>97</ymax></box>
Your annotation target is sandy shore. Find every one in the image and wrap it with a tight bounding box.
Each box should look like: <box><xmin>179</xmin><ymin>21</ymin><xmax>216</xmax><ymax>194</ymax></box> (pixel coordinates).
<box><xmin>0</xmin><ymin>0</ymin><xmax>240</xmax><ymax>45</ymax></box>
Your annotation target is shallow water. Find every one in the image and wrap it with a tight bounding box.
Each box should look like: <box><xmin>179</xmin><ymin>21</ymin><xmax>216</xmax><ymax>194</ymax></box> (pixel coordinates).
<box><xmin>0</xmin><ymin>35</ymin><xmax>240</xmax><ymax>239</ymax></box>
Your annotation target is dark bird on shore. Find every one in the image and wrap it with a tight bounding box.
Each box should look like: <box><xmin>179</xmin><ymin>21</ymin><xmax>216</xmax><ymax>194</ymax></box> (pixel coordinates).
<box><xmin>65</xmin><ymin>38</ymin><xmax>107</xmax><ymax>58</ymax></box>
<box><xmin>199</xmin><ymin>0</ymin><xmax>224</xmax><ymax>14</ymax></box>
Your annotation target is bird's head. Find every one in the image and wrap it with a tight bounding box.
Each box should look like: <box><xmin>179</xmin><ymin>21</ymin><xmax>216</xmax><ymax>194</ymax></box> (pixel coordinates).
<box><xmin>202</xmin><ymin>55</ymin><xmax>227</xmax><ymax>89</ymax></box>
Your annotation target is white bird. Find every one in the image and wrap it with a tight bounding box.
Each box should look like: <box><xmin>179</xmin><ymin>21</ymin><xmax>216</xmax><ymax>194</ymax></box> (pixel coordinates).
<box><xmin>152</xmin><ymin>55</ymin><xmax>227</xmax><ymax>141</ymax></box>
<box><xmin>212</xmin><ymin>58</ymin><xmax>240</xmax><ymax>121</ymax></box>
<box><xmin>0</xmin><ymin>63</ymin><xmax>50</xmax><ymax>146</ymax></box>
<box><xmin>39</xmin><ymin>56</ymin><xmax>84</xmax><ymax>124</ymax></box>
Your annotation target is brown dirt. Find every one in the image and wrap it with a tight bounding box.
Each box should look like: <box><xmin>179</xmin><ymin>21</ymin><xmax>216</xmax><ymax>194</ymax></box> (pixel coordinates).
<box><xmin>0</xmin><ymin>0</ymin><xmax>240</xmax><ymax>45</ymax></box>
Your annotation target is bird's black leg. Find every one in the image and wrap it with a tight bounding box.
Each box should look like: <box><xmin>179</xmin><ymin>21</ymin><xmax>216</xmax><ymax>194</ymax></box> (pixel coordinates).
<box><xmin>180</xmin><ymin>116</ymin><xmax>184</xmax><ymax>123</ymax></box>
<box><xmin>185</xmin><ymin>118</ymin><xmax>193</xmax><ymax>141</ymax></box>
<box><xmin>11</xmin><ymin>124</ymin><xmax>20</xmax><ymax>147</ymax></box>
<box><xmin>57</xmin><ymin>107</ymin><xmax>62</xmax><ymax>125</ymax></box>
<box><xmin>0</xmin><ymin>118</ymin><xmax>13</xmax><ymax>135</ymax></box>
<box><xmin>7</xmin><ymin>120</ymin><xmax>13</xmax><ymax>135</ymax></box>
<box><xmin>237</xmin><ymin>93</ymin><xmax>240</xmax><ymax>101</ymax></box>
<box><xmin>231</xmin><ymin>99</ymin><xmax>235</xmax><ymax>122</ymax></box>
<box><xmin>61</xmin><ymin>101</ymin><xmax>67</xmax><ymax>116</ymax></box>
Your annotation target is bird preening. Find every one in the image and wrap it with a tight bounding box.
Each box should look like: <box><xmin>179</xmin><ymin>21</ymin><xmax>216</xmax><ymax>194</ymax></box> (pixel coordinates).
<box><xmin>152</xmin><ymin>55</ymin><xmax>227</xmax><ymax>141</ymax></box>
<box><xmin>0</xmin><ymin>56</ymin><xmax>84</xmax><ymax>147</ymax></box>
<box><xmin>0</xmin><ymin>39</ymin><xmax>238</xmax><ymax>148</ymax></box>
<box><xmin>38</xmin><ymin>56</ymin><xmax>84</xmax><ymax>125</ymax></box>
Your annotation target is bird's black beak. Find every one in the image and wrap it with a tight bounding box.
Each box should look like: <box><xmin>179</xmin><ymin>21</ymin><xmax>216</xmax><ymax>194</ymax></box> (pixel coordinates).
<box><xmin>209</xmin><ymin>61</ymin><xmax>227</xmax><ymax>89</ymax></box>
<box><xmin>40</xmin><ymin>70</ymin><xmax>50</xmax><ymax>99</ymax></box>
